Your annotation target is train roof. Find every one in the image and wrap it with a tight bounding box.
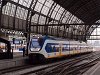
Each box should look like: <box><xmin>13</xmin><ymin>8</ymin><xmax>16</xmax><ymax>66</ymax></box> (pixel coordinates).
<box><xmin>30</xmin><ymin>35</ymin><xmax>87</xmax><ymax>44</ymax></box>
<box><xmin>69</xmin><ymin>41</ymin><xmax>80</xmax><ymax>44</ymax></box>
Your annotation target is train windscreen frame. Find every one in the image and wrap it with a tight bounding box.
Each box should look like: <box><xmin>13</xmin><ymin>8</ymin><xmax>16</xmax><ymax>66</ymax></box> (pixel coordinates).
<box><xmin>30</xmin><ymin>38</ymin><xmax>41</xmax><ymax>51</ymax></box>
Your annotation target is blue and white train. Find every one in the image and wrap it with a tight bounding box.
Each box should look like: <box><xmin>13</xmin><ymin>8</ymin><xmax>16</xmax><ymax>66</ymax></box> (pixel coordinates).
<box><xmin>28</xmin><ymin>36</ymin><xmax>93</xmax><ymax>62</ymax></box>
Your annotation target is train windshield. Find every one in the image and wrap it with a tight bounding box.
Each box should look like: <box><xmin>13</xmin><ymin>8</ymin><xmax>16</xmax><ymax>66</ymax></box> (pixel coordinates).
<box><xmin>30</xmin><ymin>38</ymin><xmax>41</xmax><ymax>51</ymax></box>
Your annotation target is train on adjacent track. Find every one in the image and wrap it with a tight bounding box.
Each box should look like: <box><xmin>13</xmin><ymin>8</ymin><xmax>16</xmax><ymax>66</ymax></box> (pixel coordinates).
<box><xmin>28</xmin><ymin>36</ymin><xmax>93</xmax><ymax>62</ymax></box>
<box><xmin>10</xmin><ymin>39</ymin><xmax>26</xmax><ymax>52</ymax></box>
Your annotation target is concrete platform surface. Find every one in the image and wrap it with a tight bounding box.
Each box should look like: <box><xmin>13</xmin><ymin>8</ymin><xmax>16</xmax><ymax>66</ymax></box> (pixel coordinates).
<box><xmin>83</xmin><ymin>62</ymin><xmax>100</xmax><ymax>75</ymax></box>
<box><xmin>13</xmin><ymin>52</ymin><xmax>23</xmax><ymax>57</ymax></box>
<box><xmin>0</xmin><ymin>56</ymin><xmax>28</xmax><ymax>70</ymax></box>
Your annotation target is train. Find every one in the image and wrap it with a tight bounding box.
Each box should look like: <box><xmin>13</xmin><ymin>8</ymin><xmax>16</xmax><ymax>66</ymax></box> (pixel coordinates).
<box><xmin>28</xmin><ymin>36</ymin><xmax>93</xmax><ymax>63</ymax></box>
<box><xmin>10</xmin><ymin>39</ymin><xmax>26</xmax><ymax>52</ymax></box>
<box><xmin>0</xmin><ymin>39</ymin><xmax>26</xmax><ymax>52</ymax></box>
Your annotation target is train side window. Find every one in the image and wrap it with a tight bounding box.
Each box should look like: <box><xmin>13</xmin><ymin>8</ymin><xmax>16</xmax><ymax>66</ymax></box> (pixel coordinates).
<box><xmin>53</xmin><ymin>46</ymin><xmax>56</xmax><ymax>52</ymax></box>
<box><xmin>45</xmin><ymin>44</ymin><xmax>52</xmax><ymax>53</ymax></box>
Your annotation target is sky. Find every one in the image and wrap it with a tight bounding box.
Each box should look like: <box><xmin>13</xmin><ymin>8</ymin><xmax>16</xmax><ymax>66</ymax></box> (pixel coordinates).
<box><xmin>88</xmin><ymin>25</ymin><xmax>100</xmax><ymax>46</ymax></box>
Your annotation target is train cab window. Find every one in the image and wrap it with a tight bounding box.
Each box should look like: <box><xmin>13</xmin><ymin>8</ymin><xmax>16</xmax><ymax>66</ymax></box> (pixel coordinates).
<box><xmin>30</xmin><ymin>38</ymin><xmax>41</xmax><ymax>51</ymax></box>
<box><xmin>38</xmin><ymin>37</ymin><xmax>44</xmax><ymax>48</ymax></box>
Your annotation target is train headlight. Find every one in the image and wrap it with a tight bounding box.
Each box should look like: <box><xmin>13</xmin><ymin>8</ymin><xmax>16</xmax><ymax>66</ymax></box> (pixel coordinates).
<box><xmin>30</xmin><ymin>48</ymin><xmax>40</xmax><ymax>51</ymax></box>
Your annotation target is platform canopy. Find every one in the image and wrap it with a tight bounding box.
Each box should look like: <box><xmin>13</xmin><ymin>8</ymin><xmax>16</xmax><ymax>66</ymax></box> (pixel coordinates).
<box><xmin>0</xmin><ymin>0</ymin><xmax>100</xmax><ymax>41</ymax></box>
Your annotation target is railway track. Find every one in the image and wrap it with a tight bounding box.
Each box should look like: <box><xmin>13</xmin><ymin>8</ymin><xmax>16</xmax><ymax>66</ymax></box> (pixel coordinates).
<box><xmin>58</xmin><ymin>55</ymin><xmax>100</xmax><ymax>75</ymax></box>
<box><xmin>22</xmin><ymin>52</ymin><xmax>100</xmax><ymax>75</ymax></box>
<box><xmin>1</xmin><ymin>51</ymin><xmax>100</xmax><ymax>75</ymax></box>
<box><xmin>0</xmin><ymin>65</ymin><xmax>34</xmax><ymax>74</ymax></box>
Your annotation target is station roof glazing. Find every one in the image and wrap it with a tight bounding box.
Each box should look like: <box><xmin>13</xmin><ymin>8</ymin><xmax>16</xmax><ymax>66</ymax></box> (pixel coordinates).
<box><xmin>1</xmin><ymin>0</ymin><xmax>100</xmax><ymax>41</ymax></box>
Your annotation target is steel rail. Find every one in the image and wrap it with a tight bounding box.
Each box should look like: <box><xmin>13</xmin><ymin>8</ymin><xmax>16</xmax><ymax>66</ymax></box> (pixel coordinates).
<box><xmin>39</xmin><ymin>52</ymin><xmax>97</xmax><ymax>75</ymax></box>
<box><xmin>1</xmin><ymin>52</ymin><xmax>99</xmax><ymax>75</ymax></box>
<box><xmin>21</xmin><ymin>52</ymin><xmax>99</xmax><ymax>75</ymax></box>
<box><xmin>62</xmin><ymin>56</ymin><xmax>100</xmax><ymax>75</ymax></box>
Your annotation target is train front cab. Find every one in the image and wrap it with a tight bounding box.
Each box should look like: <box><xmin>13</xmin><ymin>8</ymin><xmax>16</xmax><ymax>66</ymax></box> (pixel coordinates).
<box><xmin>28</xmin><ymin>37</ymin><xmax>46</xmax><ymax>63</ymax></box>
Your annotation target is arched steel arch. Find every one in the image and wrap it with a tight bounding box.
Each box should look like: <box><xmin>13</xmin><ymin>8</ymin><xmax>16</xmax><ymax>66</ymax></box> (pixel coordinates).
<box><xmin>0</xmin><ymin>0</ymin><xmax>100</xmax><ymax>42</ymax></box>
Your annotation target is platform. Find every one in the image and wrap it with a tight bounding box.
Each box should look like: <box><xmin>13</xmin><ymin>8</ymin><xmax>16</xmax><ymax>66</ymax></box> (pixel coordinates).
<box><xmin>0</xmin><ymin>56</ymin><xmax>28</xmax><ymax>70</ymax></box>
<box><xmin>83</xmin><ymin>62</ymin><xmax>100</xmax><ymax>75</ymax></box>
<box><xmin>13</xmin><ymin>52</ymin><xmax>23</xmax><ymax>57</ymax></box>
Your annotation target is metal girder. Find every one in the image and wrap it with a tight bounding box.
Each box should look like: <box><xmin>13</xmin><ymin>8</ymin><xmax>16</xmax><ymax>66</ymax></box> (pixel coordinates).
<box><xmin>37</xmin><ymin>0</ymin><xmax>47</xmax><ymax>34</ymax></box>
<box><xmin>26</xmin><ymin>0</ymin><xmax>35</xmax><ymax>32</ymax></box>
<box><xmin>31</xmin><ymin>23</ymin><xmax>100</xmax><ymax>34</ymax></box>
<box><xmin>44</xmin><ymin>2</ymin><xmax>56</xmax><ymax>35</ymax></box>
<box><xmin>7</xmin><ymin>0</ymin><xmax>60</xmax><ymax>23</ymax></box>
<box><xmin>73</xmin><ymin>35</ymin><xmax>100</xmax><ymax>36</ymax></box>
<box><xmin>91</xmin><ymin>26</ymin><xmax>100</xmax><ymax>28</ymax></box>
<box><xmin>31</xmin><ymin>24</ymin><xmax>82</xmax><ymax>33</ymax></box>
<box><xmin>87</xmin><ymin>39</ymin><xmax>100</xmax><ymax>40</ymax></box>
<box><xmin>2</xmin><ymin>0</ymin><xmax>100</xmax><ymax>42</ymax></box>
<box><xmin>13</xmin><ymin>0</ymin><xmax>20</xmax><ymax>30</ymax></box>
<box><xmin>86</xmin><ymin>25</ymin><xmax>99</xmax><ymax>39</ymax></box>
<box><xmin>0</xmin><ymin>0</ymin><xmax>9</xmax><ymax>30</ymax></box>
<box><xmin>31</xmin><ymin>23</ymin><xmax>100</xmax><ymax>26</ymax></box>
<box><xmin>53</xmin><ymin>0</ymin><xmax>100</xmax><ymax>23</ymax></box>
